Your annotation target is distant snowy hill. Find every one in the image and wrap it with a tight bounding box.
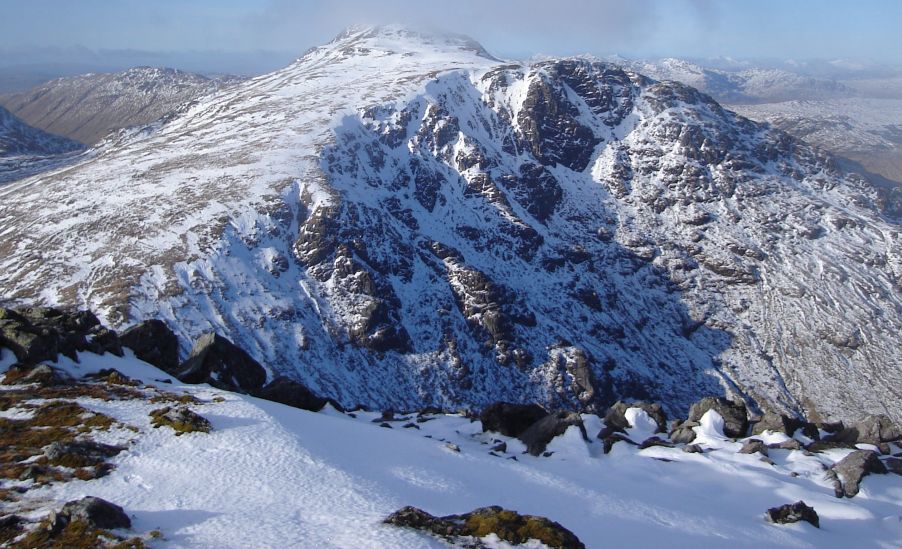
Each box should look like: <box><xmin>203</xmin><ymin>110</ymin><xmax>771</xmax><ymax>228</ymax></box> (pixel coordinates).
<box><xmin>730</xmin><ymin>98</ymin><xmax>902</xmax><ymax>188</ymax></box>
<box><xmin>610</xmin><ymin>56</ymin><xmax>902</xmax><ymax>186</ymax></box>
<box><xmin>0</xmin><ymin>26</ymin><xmax>900</xmax><ymax>424</ymax></box>
<box><xmin>0</xmin><ymin>67</ymin><xmax>244</xmax><ymax>145</ymax></box>
<box><xmin>608</xmin><ymin>57</ymin><xmax>855</xmax><ymax>104</ymax></box>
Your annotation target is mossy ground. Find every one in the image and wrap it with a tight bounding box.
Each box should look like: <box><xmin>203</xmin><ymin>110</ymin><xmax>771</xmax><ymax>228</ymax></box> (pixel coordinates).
<box><xmin>13</xmin><ymin>518</ymin><xmax>149</xmax><ymax>549</ymax></box>
<box><xmin>0</xmin><ymin>368</ymin><xmax>192</xmax><ymax>546</ymax></box>
<box><xmin>0</xmin><ymin>400</ymin><xmax>118</xmax><ymax>487</ymax></box>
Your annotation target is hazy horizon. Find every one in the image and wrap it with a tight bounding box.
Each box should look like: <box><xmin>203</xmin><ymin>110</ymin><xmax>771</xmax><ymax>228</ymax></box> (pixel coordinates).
<box><xmin>1</xmin><ymin>0</ymin><xmax>901</xmax><ymax>79</ymax></box>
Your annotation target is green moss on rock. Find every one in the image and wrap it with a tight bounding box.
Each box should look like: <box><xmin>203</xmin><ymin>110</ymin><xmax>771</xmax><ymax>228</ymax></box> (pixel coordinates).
<box><xmin>384</xmin><ymin>505</ymin><xmax>584</xmax><ymax>548</ymax></box>
<box><xmin>149</xmin><ymin>406</ymin><xmax>211</xmax><ymax>435</ymax></box>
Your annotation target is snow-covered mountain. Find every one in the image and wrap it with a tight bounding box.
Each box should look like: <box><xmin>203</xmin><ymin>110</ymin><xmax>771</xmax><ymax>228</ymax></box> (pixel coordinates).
<box><xmin>0</xmin><ymin>105</ymin><xmax>84</xmax><ymax>184</ymax></box>
<box><xmin>611</xmin><ymin>57</ymin><xmax>855</xmax><ymax>104</ymax></box>
<box><xmin>0</xmin><ymin>26</ymin><xmax>900</xmax><ymax>424</ymax></box>
<box><xmin>0</xmin><ymin>67</ymin><xmax>244</xmax><ymax>145</ymax></box>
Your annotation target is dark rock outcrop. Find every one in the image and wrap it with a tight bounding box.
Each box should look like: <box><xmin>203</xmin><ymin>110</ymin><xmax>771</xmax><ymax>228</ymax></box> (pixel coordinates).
<box><xmin>518</xmin><ymin>411</ymin><xmax>588</xmax><ymax>456</ymax></box>
<box><xmin>44</xmin><ymin>440</ymin><xmax>124</xmax><ymax>467</ymax></box>
<box><xmin>254</xmin><ymin>377</ymin><xmax>329</xmax><ymax>412</ymax></box>
<box><xmin>119</xmin><ymin>319</ymin><xmax>181</xmax><ymax>372</ymax></box>
<box><xmin>384</xmin><ymin>505</ymin><xmax>585</xmax><ymax>549</ymax></box>
<box><xmin>0</xmin><ymin>307</ymin><xmax>122</xmax><ymax>365</ymax></box>
<box><xmin>765</xmin><ymin>501</ymin><xmax>819</xmax><ymax>528</ymax></box>
<box><xmin>832</xmin><ymin>450</ymin><xmax>888</xmax><ymax>497</ymax></box>
<box><xmin>884</xmin><ymin>457</ymin><xmax>902</xmax><ymax>475</ymax></box>
<box><xmin>480</xmin><ymin>402</ymin><xmax>548</xmax><ymax>438</ymax></box>
<box><xmin>173</xmin><ymin>333</ymin><xmax>266</xmax><ymax>393</ymax></box>
<box><xmin>59</xmin><ymin>496</ymin><xmax>131</xmax><ymax>530</ymax></box>
<box><xmin>687</xmin><ymin>397</ymin><xmax>749</xmax><ymax>438</ymax></box>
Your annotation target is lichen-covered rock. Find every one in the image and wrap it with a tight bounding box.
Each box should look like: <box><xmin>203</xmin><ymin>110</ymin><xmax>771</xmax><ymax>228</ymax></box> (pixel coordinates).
<box><xmin>765</xmin><ymin>501</ymin><xmax>819</xmax><ymax>528</ymax></box>
<box><xmin>384</xmin><ymin>505</ymin><xmax>585</xmax><ymax>549</ymax></box>
<box><xmin>832</xmin><ymin>450</ymin><xmax>888</xmax><ymax>497</ymax></box>
<box><xmin>480</xmin><ymin>402</ymin><xmax>548</xmax><ymax>438</ymax></box>
<box><xmin>150</xmin><ymin>406</ymin><xmax>212</xmax><ymax>435</ymax></box>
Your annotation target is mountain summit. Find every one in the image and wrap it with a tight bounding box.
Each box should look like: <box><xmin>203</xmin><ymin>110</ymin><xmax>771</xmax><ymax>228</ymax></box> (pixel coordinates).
<box><xmin>0</xmin><ymin>27</ymin><xmax>899</xmax><ymax>422</ymax></box>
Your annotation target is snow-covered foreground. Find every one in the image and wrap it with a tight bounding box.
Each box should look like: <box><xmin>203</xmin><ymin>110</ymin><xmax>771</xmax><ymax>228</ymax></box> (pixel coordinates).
<box><xmin>3</xmin><ymin>350</ymin><xmax>900</xmax><ymax>548</ymax></box>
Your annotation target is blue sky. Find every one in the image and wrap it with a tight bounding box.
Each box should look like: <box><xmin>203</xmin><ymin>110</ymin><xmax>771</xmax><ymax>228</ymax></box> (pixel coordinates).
<box><xmin>1</xmin><ymin>0</ymin><xmax>900</xmax><ymax>65</ymax></box>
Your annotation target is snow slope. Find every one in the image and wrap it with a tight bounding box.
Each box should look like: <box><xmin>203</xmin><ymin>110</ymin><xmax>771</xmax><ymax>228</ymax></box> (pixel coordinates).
<box><xmin>0</xmin><ymin>26</ymin><xmax>900</xmax><ymax>424</ymax></box>
<box><xmin>3</xmin><ymin>350</ymin><xmax>901</xmax><ymax>548</ymax></box>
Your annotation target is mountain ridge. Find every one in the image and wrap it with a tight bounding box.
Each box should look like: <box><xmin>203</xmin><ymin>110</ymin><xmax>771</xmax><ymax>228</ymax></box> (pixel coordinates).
<box><xmin>0</xmin><ymin>26</ymin><xmax>899</xmax><ymax>423</ymax></box>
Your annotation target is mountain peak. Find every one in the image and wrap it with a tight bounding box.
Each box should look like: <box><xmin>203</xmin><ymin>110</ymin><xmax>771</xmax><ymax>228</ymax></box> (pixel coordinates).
<box><xmin>325</xmin><ymin>24</ymin><xmax>499</xmax><ymax>61</ymax></box>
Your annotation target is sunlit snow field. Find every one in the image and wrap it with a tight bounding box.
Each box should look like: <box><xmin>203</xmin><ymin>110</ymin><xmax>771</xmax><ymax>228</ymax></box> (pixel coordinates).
<box><xmin>2</xmin><ymin>348</ymin><xmax>900</xmax><ymax>548</ymax></box>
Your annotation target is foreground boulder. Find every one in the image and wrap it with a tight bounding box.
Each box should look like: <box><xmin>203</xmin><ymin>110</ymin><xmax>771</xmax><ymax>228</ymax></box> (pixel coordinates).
<box><xmin>765</xmin><ymin>501</ymin><xmax>819</xmax><ymax>528</ymax></box>
<box><xmin>852</xmin><ymin>415</ymin><xmax>902</xmax><ymax>446</ymax></box>
<box><xmin>254</xmin><ymin>377</ymin><xmax>329</xmax><ymax>412</ymax></box>
<box><xmin>173</xmin><ymin>333</ymin><xmax>266</xmax><ymax>393</ymax></box>
<box><xmin>669</xmin><ymin>421</ymin><xmax>699</xmax><ymax>444</ymax></box>
<box><xmin>687</xmin><ymin>397</ymin><xmax>749</xmax><ymax>438</ymax></box>
<box><xmin>119</xmin><ymin>319</ymin><xmax>181</xmax><ymax>372</ymax></box>
<box><xmin>739</xmin><ymin>439</ymin><xmax>769</xmax><ymax>457</ymax></box>
<box><xmin>384</xmin><ymin>505</ymin><xmax>585</xmax><ymax>549</ymax></box>
<box><xmin>59</xmin><ymin>496</ymin><xmax>131</xmax><ymax>530</ymax></box>
<box><xmin>480</xmin><ymin>402</ymin><xmax>548</xmax><ymax>437</ymax></box>
<box><xmin>150</xmin><ymin>406</ymin><xmax>212</xmax><ymax>435</ymax></box>
<box><xmin>519</xmin><ymin>411</ymin><xmax>588</xmax><ymax>456</ymax></box>
<box><xmin>597</xmin><ymin>401</ymin><xmax>667</xmax><ymax>439</ymax></box>
<box><xmin>832</xmin><ymin>450</ymin><xmax>888</xmax><ymax>497</ymax></box>
<box><xmin>752</xmin><ymin>411</ymin><xmax>815</xmax><ymax>438</ymax></box>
